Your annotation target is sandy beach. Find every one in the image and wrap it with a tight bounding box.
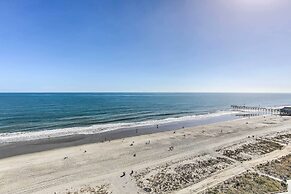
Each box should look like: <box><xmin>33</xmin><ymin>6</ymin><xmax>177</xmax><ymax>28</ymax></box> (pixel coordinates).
<box><xmin>0</xmin><ymin>115</ymin><xmax>291</xmax><ymax>194</ymax></box>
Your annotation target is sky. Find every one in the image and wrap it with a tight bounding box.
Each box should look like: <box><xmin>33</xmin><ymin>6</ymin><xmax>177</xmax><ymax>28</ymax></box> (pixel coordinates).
<box><xmin>0</xmin><ymin>0</ymin><xmax>291</xmax><ymax>93</ymax></box>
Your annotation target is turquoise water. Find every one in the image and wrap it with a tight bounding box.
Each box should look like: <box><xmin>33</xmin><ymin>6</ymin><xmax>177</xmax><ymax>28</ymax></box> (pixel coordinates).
<box><xmin>0</xmin><ymin>93</ymin><xmax>290</xmax><ymax>141</ymax></box>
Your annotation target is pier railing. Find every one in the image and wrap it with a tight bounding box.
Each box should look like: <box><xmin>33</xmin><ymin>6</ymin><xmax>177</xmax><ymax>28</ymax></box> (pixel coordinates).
<box><xmin>231</xmin><ymin>105</ymin><xmax>281</xmax><ymax>115</ymax></box>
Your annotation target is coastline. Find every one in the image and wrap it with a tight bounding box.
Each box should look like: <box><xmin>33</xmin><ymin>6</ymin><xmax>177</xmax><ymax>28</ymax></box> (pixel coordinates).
<box><xmin>0</xmin><ymin>111</ymin><xmax>237</xmax><ymax>143</ymax></box>
<box><xmin>0</xmin><ymin>112</ymin><xmax>239</xmax><ymax>159</ymax></box>
<box><xmin>0</xmin><ymin>115</ymin><xmax>290</xmax><ymax>194</ymax></box>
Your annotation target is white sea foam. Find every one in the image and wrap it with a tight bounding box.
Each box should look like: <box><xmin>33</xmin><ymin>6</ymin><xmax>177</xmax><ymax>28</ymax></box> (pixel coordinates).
<box><xmin>0</xmin><ymin>111</ymin><xmax>236</xmax><ymax>143</ymax></box>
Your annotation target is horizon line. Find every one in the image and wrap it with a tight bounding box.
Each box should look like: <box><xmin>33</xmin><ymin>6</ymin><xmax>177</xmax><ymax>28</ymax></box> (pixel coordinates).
<box><xmin>0</xmin><ymin>91</ymin><xmax>291</xmax><ymax>94</ymax></box>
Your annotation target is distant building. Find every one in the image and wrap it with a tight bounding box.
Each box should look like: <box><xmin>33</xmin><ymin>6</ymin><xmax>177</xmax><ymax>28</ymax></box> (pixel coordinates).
<box><xmin>280</xmin><ymin>107</ymin><xmax>291</xmax><ymax>116</ymax></box>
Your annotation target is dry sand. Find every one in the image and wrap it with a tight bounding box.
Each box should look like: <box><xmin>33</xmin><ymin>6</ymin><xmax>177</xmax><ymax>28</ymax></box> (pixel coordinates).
<box><xmin>0</xmin><ymin>115</ymin><xmax>291</xmax><ymax>194</ymax></box>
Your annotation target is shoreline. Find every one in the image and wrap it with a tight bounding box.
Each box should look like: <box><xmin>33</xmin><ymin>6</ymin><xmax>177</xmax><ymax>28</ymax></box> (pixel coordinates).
<box><xmin>0</xmin><ymin>113</ymin><xmax>240</xmax><ymax>159</ymax></box>
<box><xmin>0</xmin><ymin>110</ymin><xmax>237</xmax><ymax>143</ymax></box>
<box><xmin>0</xmin><ymin>115</ymin><xmax>290</xmax><ymax>194</ymax></box>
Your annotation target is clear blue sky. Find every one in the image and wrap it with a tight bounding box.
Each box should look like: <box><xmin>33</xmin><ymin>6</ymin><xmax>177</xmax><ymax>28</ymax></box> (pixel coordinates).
<box><xmin>0</xmin><ymin>0</ymin><xmax>290</xmax><ymax>92</ymax></box>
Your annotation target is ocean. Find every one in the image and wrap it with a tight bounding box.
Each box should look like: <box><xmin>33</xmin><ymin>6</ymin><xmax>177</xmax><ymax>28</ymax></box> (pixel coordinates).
<box><xmin>0</xmin><ymin>93</ymin><xmax>290</xmax><ymax>143</ymax></box>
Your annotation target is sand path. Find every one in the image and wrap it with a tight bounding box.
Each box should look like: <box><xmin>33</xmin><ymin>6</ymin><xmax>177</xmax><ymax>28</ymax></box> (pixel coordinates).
<box><xmin>176</xmin><ymin>145</ymin><xmax>291</xmax><ymax>194</ymax></box>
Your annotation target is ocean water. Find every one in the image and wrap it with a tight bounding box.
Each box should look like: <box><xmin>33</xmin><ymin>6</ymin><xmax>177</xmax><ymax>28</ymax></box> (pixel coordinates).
<box><xmin>0</xmin><ymin>93</ymin><xmax>290</xmax><ymax>142</ymax></box>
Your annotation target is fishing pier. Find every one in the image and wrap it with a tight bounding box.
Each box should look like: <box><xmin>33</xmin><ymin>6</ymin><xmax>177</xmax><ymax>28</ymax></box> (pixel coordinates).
<box><xmin>231</xmin><ymin>105</ymin><xmax>291</xmax><ymax>116</ymax></box>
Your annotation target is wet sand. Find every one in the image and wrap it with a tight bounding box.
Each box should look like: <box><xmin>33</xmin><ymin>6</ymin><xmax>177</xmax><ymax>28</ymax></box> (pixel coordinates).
<box><xmin>0</xmin><ymin>113</ymin><xmax>238</xmax><ymax>159</ymax></box>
